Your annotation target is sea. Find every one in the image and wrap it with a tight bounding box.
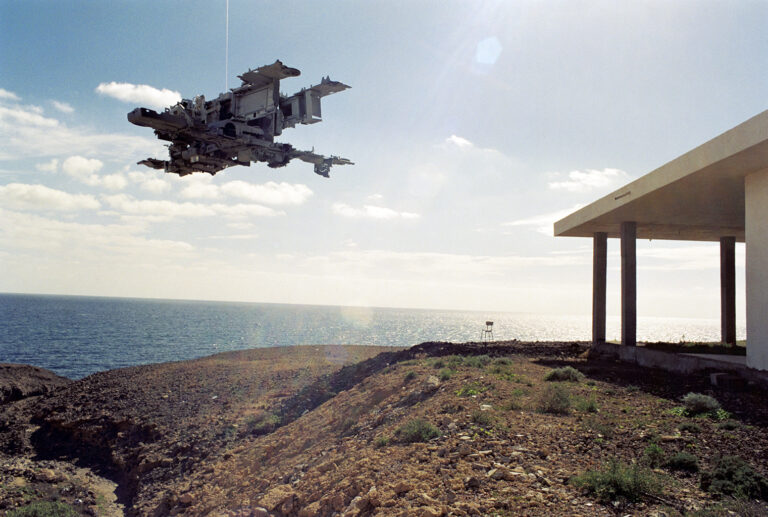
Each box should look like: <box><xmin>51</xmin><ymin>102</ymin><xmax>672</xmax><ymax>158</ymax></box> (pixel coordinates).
<box><xmin>0</xmin><ymin>293</ymin><xmax>745</xmax><ymax>380</ymax></box>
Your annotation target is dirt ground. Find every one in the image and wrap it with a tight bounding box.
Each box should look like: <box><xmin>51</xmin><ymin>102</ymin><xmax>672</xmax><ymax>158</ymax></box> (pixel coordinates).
<box><xmin>1</xmin><ymin>342</ymin><xmax>767</xmax><ymax>516</ymax></box>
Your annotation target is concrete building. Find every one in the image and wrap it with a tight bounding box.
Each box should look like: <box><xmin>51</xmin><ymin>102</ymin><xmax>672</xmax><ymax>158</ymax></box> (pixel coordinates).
<box><xmin>554</xmin><ymin>110</ymin><xmax>768</xmax><ymax>371</ymax></box>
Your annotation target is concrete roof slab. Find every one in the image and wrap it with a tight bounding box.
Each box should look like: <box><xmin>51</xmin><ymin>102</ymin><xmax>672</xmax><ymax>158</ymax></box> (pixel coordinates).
<box><xmin>554</xmin><ymin>110</ymin><xmax>768</xmax><ymax>241</ymax></box>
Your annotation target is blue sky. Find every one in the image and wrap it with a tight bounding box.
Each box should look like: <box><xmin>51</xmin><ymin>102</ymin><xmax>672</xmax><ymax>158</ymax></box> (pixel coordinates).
<box><xmin>1</xmin><ymin>1</ymin><xmax>766</xmax><ymax>325</ymax></box>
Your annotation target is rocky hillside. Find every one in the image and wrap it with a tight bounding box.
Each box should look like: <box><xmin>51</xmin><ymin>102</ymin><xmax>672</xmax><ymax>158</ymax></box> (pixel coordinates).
<box><xmin>1</xmin><ymin>342</ymin><xmax>767</xmax><ymax>516</ymax></box>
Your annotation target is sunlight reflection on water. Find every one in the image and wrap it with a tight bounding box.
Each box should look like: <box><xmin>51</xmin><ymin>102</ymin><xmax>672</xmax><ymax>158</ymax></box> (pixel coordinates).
<box><xmin>0</xmin><ymin>293</ymin><xmax>744</xmax><ymax>379</ymax></box>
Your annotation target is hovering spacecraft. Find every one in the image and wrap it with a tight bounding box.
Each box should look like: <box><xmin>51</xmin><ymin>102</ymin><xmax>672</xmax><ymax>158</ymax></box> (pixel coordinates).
<box><xmin>127</xmin><ymin>60</ymin><xmax>352</xmax><ymax>178</ymax></box>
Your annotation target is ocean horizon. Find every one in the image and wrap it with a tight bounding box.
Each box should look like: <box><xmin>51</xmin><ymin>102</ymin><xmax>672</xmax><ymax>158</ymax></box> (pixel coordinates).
<box><xmin>0</xmin><ymin>292</ymin><xmax>746</xmax><ymax>380</ymax></box>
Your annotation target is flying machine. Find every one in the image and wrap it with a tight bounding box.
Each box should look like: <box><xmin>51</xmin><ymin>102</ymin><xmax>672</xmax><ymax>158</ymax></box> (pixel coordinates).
<box><xmin>127</xmin><ymin>60</ymin><xmax>352</xmax><ymax>178</ymax></box>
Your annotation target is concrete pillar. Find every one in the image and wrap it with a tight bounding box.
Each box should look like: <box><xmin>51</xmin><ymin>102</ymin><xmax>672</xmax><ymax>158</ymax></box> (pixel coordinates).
<box><xmin>746</xmin><ymin>169</ymin><xmax>768</xmax><ymax>371</ymax></box>
<box><xmin>720</xmin><ymin>236</ymin><xmax>736</xmax><ymax>346</ymax></box>
<box><xmin>592</xmin><ymin>232</ymin><xmax>607</xmax><ymax>344</ymax></box>
<box><xmin>621</xmin><ymin>222</ymin><xmax>637</xmax><ymax>346</ymax></box>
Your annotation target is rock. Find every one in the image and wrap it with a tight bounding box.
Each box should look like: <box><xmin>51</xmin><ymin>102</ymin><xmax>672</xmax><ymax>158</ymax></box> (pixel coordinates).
<box><xmin>251</xmin><ymin>508</ymin><xmax>269</xmax><ymax>517</ymax></box>
<box><xmin>178</xmin><ymin>493</ymin><xmax>194</xmax><ymax>505</ymax></box>
<box><xmin>259</xmin><ymin>484</ymin><xmax>298</xmax><ymax>512</ymax></box>
<box><xmin>343</xmin><ymin>495</ymin><xmax>365</xmax><ymax>516</ymax></box>
<box><xmin>419</xmin><ymin>506</ymin><xmax>444</xmax><ymax>517</ymax></box>
<box><xmin>394</xmin><ymin>481</ymin><xmax>412</xmax><ymax>495</ymax></box>
<box><xmin>464</xmin><ymin>476</ymin><xmax>481</xmax><ymax>488</ymax></box>
<box><xmin>298</xmin><ymin>502</ymin><xmax>321</xmax><ymax>517</ymax></box>
<box><xmin>0</xmin><ymin>363</ymin><xmax>70</xmax><ymax>404</ymax></box>
<box><xmin>330</xmin><ymin>493</ymin><xmax>345</xmax><ymax>511</ymax></box>
<box><xmin>34</xmin><ymin>468</ymin><xmax>63</xmax><ymax>483</ymax></box>
<box><xmin>426</xmin><ymin>376</ymin><xmax>441</xmax><ymax>388</ymax></box>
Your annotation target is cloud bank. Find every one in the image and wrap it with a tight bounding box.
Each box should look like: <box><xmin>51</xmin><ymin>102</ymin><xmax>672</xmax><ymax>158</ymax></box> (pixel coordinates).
<box><xmin>95</xmin><ymin>82</ymin><xmax>182</xmax><ymax>110</ymax></box>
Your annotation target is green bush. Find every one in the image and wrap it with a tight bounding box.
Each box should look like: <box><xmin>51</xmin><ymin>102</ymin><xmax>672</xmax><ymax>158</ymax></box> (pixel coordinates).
<box><xmin>575</xmin><ymin>395</ymin><xmax>599</xmax><ymax>413</ymax></box>
<box><xmin>438</xmin><ymin>368</ymin><xmax>454</xmax><ymax>381</ymax></box>
<box><xmin>678</xmin><ymin>422</ymin><xmax>702</xmax><ymax>433</ymax></box>
<box><xmin>431</xmin><ymin>359</ymin><xmax>445</xmax><ymax>369</ymax></box>
<box><xmin>642</xmin><ymin>443</ymin><xmax>665</xmax><ymax>468</ymax></box>
<box><xmin>544</xmin><ymin>366</ymin><xmax>584</xmax><ymax>382</ymax></box>
<box><xmin>403</xmin><ymin>371</ymin><xmax>417</xmax><ymax>382</ymax></box>
<box><xmin>463</xmin><ymin>355</ymin><xmax>491</xmax><ymax>368</ymax></box>
<box><xmin>455</xmin><ymin>382</ymin><xmax>487</xmax><ymax>397</ymax></box>
<box><xmin>571</xmin><ymin>459</ymin><xmax>663</xmax><ymax>503</ymax></box>
<box><xmin>394</xmin><ymin>419</ymin><xmax>441</xmax><ymax>443</ymax></box>
<box><xmin>717</xmin><ymin>420</ymin><xmax>741</xmax><ymax>431</ymax></box>
<box><xmin>682</xmin><ymin>392</ymin><xmax>721</xmax><ymax>415</ymax></box>
<box><xmin>7</xmin><ymin>502</ymin><xmax>78</xmax><ymax>517</ymax></box>
<box><xmin>444</xmin><ymin>355</ymin><xmax>465</xmax><ymax>368</ymax></box>
<box><xmin>373</xmin><ymin>435</ymin><xmax>390</xmax><ymax>447</ymax></box>
<box><xmin>701</xmin><ymin>456</ymin><xmax>768</xmax><ymax>500</ymax></box>
<box><xmin>665</xmin><ymin>451</ymin><xmax>699</xmax><ymax>473</ymax></box>
<box><xmin>471</xmin><ymin>409</ymin><xmax>495</xmax><ymax>428</ymax></box>
<box><xmin>537</xmin><ymin>384</ymin><xmax>571</xmax><ymax>415</ymax></box>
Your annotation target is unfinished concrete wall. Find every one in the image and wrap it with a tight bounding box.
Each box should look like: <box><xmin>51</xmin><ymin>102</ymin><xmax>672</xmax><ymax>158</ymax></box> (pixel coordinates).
<box><xmin>745</xmin><ymin>167</ymin><xmax>768</xmax><ymax>371</ymax></box>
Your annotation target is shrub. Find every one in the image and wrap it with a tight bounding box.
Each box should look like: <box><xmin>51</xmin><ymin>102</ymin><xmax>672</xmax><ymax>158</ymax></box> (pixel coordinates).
<box><xmin>544</xmin><ymin>366</ymin><xmax>584</xmax><ymax>382</ymax></box>
<box><xmin>7</xmin><ymin>502</ymin><xmax>78</xmax><ymax>517</ymax></box>
<box><xmin>444</xmin><ymin>355</ymin><xmax>465</xmax><ymax>368</ymax></box>
<box><xmin>493</xmin><ymin>357</ymin><xmax>513</xmax><ymax>366</ymax></box>
<box><xmin>438</xmin><ymin>368</ymin><xmax>454</xmax><ymax>381</ymax></box>
<box><xmin>642</xmin><ymin>443</ymin><xmax>665</xmax><ymax>468</ymax></box>
<box><xmin>575</xmin><ymin>395</ymin><xmax>599</xmax><ymax>413</ymax></box>
<box><xmin>394</xmin><ymin>419</ymin><xmax>441</xmax><ymax>443</ymax></box>
<box><xmin>717</xmin><ymin>420</ymin><xmax>741</xmax><ymax>431</ymax></box>
<box><xmin>682</xmin><ymin>392</ymin><xmax>721</xmax><ymax>415</ymax></box>
<box><xmin>455</xmin><ymin>382</ymin><xmax>487</xmax><ymax>397</ymax></box>
<box><xmin>403</xmin><ymin>371</ymin><xmax>417</xmax><ymax>382</ymax></box>
<box><xmin>665</xmin><ymin>451</ymin><xmax>699</xmax><ymax>473</ymax></box>
<box><xmin>571</xmin><ymin>459</ymin><xmax>663</xmax><ymax>503</ymax></box>
<box><xmin>246</xmin><ymin>412</ymin><xmax>281</xmax><ymax>434</ymax></box>
<box><xmin>471</xmin><ymin>409</ymin><xmax>495</xmax><ymax>428</ymax></box>
<box><xmin>432</xmin><ymin>359</ymin><xmax>445</xmax><ymax>369</ymax></box>
<box><xmin>701</xmin><ymin>455</ymin><xmax>768</xmax><ymax>500</ymax></box>
<box><xmin>678</xmin><ymin>422</ymin><xmax>702</xmax><ymax>433</ymax></box>
<box><xmin>464</xmin><ymin>355</ymin><xmax>491</xmax><ymax>368</ymax></box>
<box><xmin>537</xmin><ymin>384</ymin><xmax>571</xmax><ymax>415</ymax></box>
<box><xmin>373</xmin><ymin>435</ymin><xmax>390</xmax><ymax>447</ymax></box>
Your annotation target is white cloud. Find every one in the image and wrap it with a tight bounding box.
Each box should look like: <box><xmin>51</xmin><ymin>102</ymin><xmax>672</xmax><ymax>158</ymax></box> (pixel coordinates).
<box><xmin>63</xmin><ymin>155</ymin><xmax>103</xmax><ymax>176</ymax></box>
<box><xmin>0</xmin><ymin>102</ymin><xmax>164</xmax><ymax>161</ymax></box>
<box><xmin>300</xmin><ymin>249</ymin><xmax>588</xmax><ymax>279</ymax></box>
<box><xmin>0</xmin><ymin>88</ymin><xmax>20</xmax><ymax>101</ymax></box>
<box><xmin>102</xmin><ymin>193</ymin><xmax>283</xmax><ymax>220</ymax></box>
<box><xmin>366</xmin><ymin>193</ymin><xmax>384</xmax><ymax>201</ymax></box>
<box><xmin>332</xmin><ymin>203</ymin><xmax>420</xmax><ymax>220</ymax></box>
<box><xmin>548</xmin><ymin>168</ymin><xmax>631</xmax><ymax>193</ymax></box>
<box><xmin>0</xmin><ymin>183</ymin><xmax>100</xmax><ymax>211</ymax></box>
<box><xmin>207</xmin><ymin>234</ymin><xmax>259</xmax><ymax>240</ymax></box>
<box><xmin>95</xmin><ymin>82</ymin><xmax>182</xmax><ymax>110</ymax></box>
<box><xmin>36</xmin><ymin>159</ymin><xmax>59</xmax><ymax>172</ymax></box>
<box><xmin>180</xmin><ymin>179</ymin><xmax>314</xmax><ymax>206</ymax></box>
<box><xmin>178</xmin><ymin>176</ymin><xmax>221</xmax><ymax>200</ymax></box>
<box><xmin>62</xmin><ymin>156</ymin><xmax>127</xmax><ymax>191</ymax></box>
<box><xmin>0</xmin><ymin>104</ymin><xmax>58</xmax><ymax>128</ymax></box>
<box><xmin>0</xmin><ymin>208</ymin><xmax>194</xmax><ymax>260</ymax></box>
<box><xmin>503</xmin><ymin>204</ymin><xmax>584</xmax><ymax>235</ymax></box>
<box><xmin>445</xmin><ymin>135</ymin><xmax>473</xmax><ymax>148</ymax></box>
<box><xmin>125</xmin><ymin>170</ymin><xmax>173</xmax><ymax>194</ymax></box>
<box><xmin>220</xmin><ymin>181</ymin><xmax>313</xmax><ymax>205</ymax></box>
<box><xmin>51</xmin><ymin>100</ymin><xmax>75</xmax><ymax>114</ymax></box>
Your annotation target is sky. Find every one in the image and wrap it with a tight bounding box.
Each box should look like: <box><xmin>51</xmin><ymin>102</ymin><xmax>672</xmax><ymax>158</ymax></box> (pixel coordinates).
<box><xmin>1</xmin><ymin>1</ymin><xmax>766</xmax><ymax>322</ymax></box>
